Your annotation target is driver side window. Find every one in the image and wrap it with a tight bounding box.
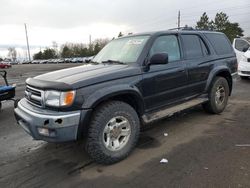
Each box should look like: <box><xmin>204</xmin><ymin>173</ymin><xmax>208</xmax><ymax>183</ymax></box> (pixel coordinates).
<box><xmin>235</xmin><ymin>39</ymin><xmax>250</xmax><ymax>52</ymax></box>
<box><xmin>150</xmin><ymin>35</ymin><xmax>181</xmax><ymax>62</ymax></box>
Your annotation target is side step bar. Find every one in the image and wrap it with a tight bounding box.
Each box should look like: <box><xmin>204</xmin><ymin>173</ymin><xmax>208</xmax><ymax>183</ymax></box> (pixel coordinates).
<box><xmin>142</xmin><ymin>97</ymin><xmax>208</xmax><ymax>124</ymax></box>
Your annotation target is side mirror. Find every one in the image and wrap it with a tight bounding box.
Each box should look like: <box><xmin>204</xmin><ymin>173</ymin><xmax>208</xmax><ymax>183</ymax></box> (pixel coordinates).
<box><xmin>149</xmin><ymin>53</ymin><xmax>168</xmax><ymax>65</ymax></box>
<box><xmin>242</xmin><ymin>45</ymin><xmax>249</xmax><ymax>52</ymax></box>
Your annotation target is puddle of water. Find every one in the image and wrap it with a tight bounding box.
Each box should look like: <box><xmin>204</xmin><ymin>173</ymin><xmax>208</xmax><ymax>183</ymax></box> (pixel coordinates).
<box><xmin>137</xmin><ymin>135</ymin><xmax>161</xmax><ymax>149</ymax></box>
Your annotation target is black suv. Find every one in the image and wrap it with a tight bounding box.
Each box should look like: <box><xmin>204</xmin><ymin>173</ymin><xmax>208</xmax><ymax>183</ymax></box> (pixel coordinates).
<box><xmin>15</xmin><ymin>29</ymin><xmax>237</xmax><ymax>164</ymax></box>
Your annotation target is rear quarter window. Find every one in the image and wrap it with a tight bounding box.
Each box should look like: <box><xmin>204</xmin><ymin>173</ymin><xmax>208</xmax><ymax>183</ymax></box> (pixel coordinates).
<box><xmin>204</xmin><ymin>33</ymin><xmax>233</xmax><ymax>55</ymax></box>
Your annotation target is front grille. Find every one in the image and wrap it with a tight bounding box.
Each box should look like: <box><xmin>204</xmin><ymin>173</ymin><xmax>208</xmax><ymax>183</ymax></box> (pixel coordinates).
<box><xmin>241</xmin><ymin>71</ymin><xmax>250</xmax><ymax>75</ymax></box>
<box><xmin>25</xmin><ymin>85</ymin><xmax>44</xmax><ymax>107</ymax></box>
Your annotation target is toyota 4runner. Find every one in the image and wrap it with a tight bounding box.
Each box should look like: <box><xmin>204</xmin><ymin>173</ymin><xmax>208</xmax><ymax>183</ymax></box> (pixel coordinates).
<box><xmin>14</xmin><ymin>29</ymin><xmax>237</xmax><ymax>164</ymax></box>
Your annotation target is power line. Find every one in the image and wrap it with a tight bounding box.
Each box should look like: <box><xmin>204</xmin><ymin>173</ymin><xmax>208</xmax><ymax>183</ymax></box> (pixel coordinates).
<box><xmin>176</xmin><ymin>0</ymin><xmax>248</xmax><ymax>14</ymax></box>
<box><xmin>131</xmin><ymin>5</ymin><xmax>250</xmax><ymax>31</ymax></box>
<box><xmin>123</xmin><ymin>2</ymin><xmax>250</xmax><ymax>35</ymax></box>
<box><xmin>181</xmin><ymin>4</ymin><xmax>250</xmax><ymax>17</ymax></box>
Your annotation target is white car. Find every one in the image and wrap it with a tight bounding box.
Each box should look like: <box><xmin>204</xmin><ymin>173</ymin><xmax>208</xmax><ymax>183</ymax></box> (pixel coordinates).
<box><xmin>233</xmin><ymin>38</ymin><xmax>250</xmax><ymax>79</ymax></box>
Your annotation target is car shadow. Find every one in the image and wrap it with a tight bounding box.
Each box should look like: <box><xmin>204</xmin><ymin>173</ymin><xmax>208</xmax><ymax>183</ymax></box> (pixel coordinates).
<box><xmin>1</xmin><ymin>105</ymin><xmax>210</xmax><ymax>187</ymax></box>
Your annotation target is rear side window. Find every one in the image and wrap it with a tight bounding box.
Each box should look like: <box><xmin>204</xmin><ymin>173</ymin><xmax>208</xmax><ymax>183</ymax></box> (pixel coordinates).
<box><xmin>204</xmin><ymin>33</ymin><xmax>233</xmax><ymax>55</ymax></box>
<box><xmin>235</xmin><ymin>39</ymin><xmax>250</xmax><ymax>52</ymax></box>
<box><xmin>181</xmin><ymin>35</ymin><xmax>207</xmax><ymax>59</ymax></box>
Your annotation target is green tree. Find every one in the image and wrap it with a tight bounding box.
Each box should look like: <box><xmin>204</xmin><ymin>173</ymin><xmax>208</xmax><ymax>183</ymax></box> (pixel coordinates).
<box><xmin>78</xmin><ymin>47</ymin><xmax>88</xmax><ymax>57</ymax></box>
<box><xmin>196</xmin><ymin>12</ymin><xmax>215</xmax><ymax>30</ymax></box>
<box><xmin>93</xmin><ymin>42</ymin><xmax>100</xmax><ymax>55</ymax></box>
<box><xmin>214</xmin><ymin>12</ymin><xmax>244</xmax><ymax>42</ymax></box>
<box><xmin>42</xmin><ymin>48</ymin><xmax>57</xmax><ymax>59</ymax></box>
<box><xmin>61</xmin><ymin>45</ymin><xmax>72</xmax><ymax>58</ymax></box>
<box><xmin>214</xmin><ymin>12</ymin><xmax>229</xmax><ymax>31</ymax></box>
<box><xmin>196</xmin><ymin>12</ymin><xmax>244</xmax><ymax>42</ymax></box>
<box><xmin>223</xmin><ymin>22</ymin><xmax>244</xmax><ymax>42</ymax></box>
<box><xmin>91</xmin><ymin>38</ymin><xmax>110</xmax><ymax>55</ymax></box>
<box><xmin>33</xmin><ymin>51</ymin><xmax>43</xmax><ymax>60</ymax></box>
<box><xmin>88</xmin><ymin>43</ymin><xmax>94</xmax><ymax>56</ymax></box>
<box><xmin>196</xmin><ymin>12</ymin><xmax>210</xmax><ymax>30</ymax></box>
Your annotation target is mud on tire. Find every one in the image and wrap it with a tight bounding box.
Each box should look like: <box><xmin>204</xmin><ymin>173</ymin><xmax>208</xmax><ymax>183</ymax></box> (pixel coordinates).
<box><xmin>203</xmin><ymin>76</ymin><xmax>229</xmax><ymax>114</ymax></box>
<box><xmin>86</xmin><ymin>101</ymin><xmax>140</xmax><ymax>164</ymax></box>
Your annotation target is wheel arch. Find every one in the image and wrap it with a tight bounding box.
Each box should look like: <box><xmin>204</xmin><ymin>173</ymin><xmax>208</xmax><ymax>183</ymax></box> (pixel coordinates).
<box><xmin>205</xmin><ymin>68</ymin><xmax>233</xmax><ymax>95</ymax></box>
<box><xmin>83</xmin><ymin>85</ymin><xmax>145</xmax><ymax>114</ymax></box>
<box><xmin>78</xmin><ymin>85</ymin><xmax>145</xmax><ymax>138</ymax></box>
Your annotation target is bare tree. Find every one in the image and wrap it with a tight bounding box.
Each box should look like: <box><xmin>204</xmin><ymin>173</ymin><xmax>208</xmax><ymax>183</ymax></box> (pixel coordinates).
<box><xmin>52</xmin><ymin>41</ymin><xmax>58</xmax><ymax>56</ymax></box>
<box><xmin>8</xmin><ymin>47</ymin><xmax>17</xmax><ymax>62</ymax></box>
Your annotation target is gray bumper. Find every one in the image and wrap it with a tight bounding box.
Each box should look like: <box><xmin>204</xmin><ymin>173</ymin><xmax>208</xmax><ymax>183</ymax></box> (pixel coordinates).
<box><xmin>231</xmin><ymin>72</ymin><xmax>238</xmax><ymax>79</ymax></box>
<box><xmin>14</xmin><ymin>99</ymin><xmax>82</xmax><ymax>142</ymax></box>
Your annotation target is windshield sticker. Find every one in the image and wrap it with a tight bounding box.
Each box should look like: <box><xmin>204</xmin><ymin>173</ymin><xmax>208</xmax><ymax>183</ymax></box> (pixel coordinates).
<box><xmin>127</xmin><ymin>39</ymin><xmax>144</xmax><ymax>45</ymax></box>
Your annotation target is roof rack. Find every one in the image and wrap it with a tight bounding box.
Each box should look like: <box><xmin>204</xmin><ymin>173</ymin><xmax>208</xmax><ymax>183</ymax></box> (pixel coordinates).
<box><xmin>168</xmin><ymin>26</ymin><xmax>194</xmax><ymax>31</ymax></box>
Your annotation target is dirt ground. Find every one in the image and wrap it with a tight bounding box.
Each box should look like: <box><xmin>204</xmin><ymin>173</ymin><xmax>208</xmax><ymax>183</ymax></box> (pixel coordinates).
<box><xmin>0</xmin><ymin>64</ymin><xmax>250</xmax><ymax>188</ymax></box>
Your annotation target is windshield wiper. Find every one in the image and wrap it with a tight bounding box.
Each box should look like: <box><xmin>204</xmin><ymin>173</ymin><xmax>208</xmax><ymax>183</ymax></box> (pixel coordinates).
<box><xmin>101</xmin><ymin>60</ymin><xmax>125</xmax><ymax>65</ymax></box>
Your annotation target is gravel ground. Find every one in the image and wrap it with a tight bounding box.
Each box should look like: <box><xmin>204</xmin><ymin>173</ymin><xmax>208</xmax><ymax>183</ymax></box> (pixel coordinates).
<box><xmin>0</xmin><ymin>64</ymin><xmax>250</xmax><ymax>188</ymax></box>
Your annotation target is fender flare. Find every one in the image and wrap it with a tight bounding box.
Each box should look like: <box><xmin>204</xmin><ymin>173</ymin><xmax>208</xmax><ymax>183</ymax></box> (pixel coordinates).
<box><xmin>205</xmin><ymin>66</ymin><xmax>232</xmax><ymax>93</ymax></box>
<box><xmin>78</xmin><ymin>85</ymin><xmax>144</xmax><ymax>138</ymax></box>
<box><xmin>82</xmin><ymin>84</ymin><xmax>145</xmax><ymax>112</ymax></box>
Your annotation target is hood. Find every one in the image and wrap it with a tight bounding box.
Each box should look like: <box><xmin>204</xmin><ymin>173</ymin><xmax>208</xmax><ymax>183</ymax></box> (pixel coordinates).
<box><xmin>27</xmin><ymin>64</ymin><xmax>141</xmax><ymax>90</ymax></box>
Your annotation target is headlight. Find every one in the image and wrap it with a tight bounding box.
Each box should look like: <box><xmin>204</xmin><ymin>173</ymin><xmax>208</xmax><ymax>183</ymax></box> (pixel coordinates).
<box><xmin>44</xmin><ymin>90</ymin><xmax>76</xmax><ymax>107</ymax></box>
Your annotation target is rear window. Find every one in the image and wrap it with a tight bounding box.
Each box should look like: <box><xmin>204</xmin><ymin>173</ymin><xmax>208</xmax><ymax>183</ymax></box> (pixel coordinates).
<box><xmin>204</xmin><ymin>33</ymin><xmax>233</xmax><ymax>55</ymax></box>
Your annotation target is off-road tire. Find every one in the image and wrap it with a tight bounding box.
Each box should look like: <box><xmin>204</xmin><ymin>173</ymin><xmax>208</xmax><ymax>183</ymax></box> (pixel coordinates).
<box><xmin>203</xmin><ymin>77</ymin><xmax>229</xmax><ymax>114</ymax></box>
<box><xmin>86</xmin><ymin>101</ymin><xmax>140</xmax><ymax>164</ymax></box>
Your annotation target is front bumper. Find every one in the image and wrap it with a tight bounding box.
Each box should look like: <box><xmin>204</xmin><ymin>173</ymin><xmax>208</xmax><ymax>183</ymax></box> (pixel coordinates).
<box><xmin>14</xmin><ymin>98</ymin><xmax>82</xmax><ymax>142</ymax></box>
<box><xmin>238</xmin><ymin>60</ymin><xmax>250</xmax><ymax>77</ymax></box>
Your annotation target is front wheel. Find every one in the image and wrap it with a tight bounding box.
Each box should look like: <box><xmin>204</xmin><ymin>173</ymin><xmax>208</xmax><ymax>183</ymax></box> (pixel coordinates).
<box><xmin>203</xmin><ymin>77</ymin><xmax>229</xmax><ymax>114</ymax></box>
<box><xmin>86</xmin><ymin>101</ymin><xmax>140</xmax><ymax>164</ymax></box>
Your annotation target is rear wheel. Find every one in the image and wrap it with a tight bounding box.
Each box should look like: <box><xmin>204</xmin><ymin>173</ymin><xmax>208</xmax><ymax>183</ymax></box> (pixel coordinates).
<box><xmin>86</xmin><ymin>101</ymin><xmax>140</xmax><ymax>164</ymax></box>
<box><xmin>203</xmin><ymin>77</ymin><xmax>229</xmax><ymax>114</ymax></box>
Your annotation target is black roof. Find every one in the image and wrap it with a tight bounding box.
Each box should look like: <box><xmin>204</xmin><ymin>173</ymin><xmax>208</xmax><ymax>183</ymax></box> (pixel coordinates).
<box><xmin>121</xmin><ymin>28</ymin><xmax>223</xmax><ymax>38</ymax></box>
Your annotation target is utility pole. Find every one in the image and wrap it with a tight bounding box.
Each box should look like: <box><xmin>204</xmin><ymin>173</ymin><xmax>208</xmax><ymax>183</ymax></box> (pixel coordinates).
<box><xmin>89</xmin><ymin>35</ymin><xmax>92</xmax><ymax>46</ymax></box>
<box><xmin>177</xmin><ymin>10</ymin><xmax>180</xmax><ymax>29</ymax></box>
<box><xmin>24</xmin><ymin>23</ymin><xmax>31</xmax><ymax>61</ymax></box>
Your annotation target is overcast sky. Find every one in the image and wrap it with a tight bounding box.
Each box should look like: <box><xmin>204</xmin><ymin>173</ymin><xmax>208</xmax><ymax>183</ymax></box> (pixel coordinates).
<box><xmin>0</xmin><ymin>0</ymin><xmax>249</xmax><ymax>59</ymax></box>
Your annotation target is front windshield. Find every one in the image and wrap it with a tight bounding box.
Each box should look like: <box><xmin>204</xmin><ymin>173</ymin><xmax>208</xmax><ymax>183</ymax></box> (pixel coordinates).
<box><xmin>93</xmin><ymin>35</ymin><xmax>150</xmax><ymax>64</ymax></box>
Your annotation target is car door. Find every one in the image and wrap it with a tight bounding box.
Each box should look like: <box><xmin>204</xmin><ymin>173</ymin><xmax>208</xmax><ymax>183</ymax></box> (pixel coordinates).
<box><xmin>233</xmin><ymin>38</ymin><xmax>250</xmax><ymax>62</ymax></box>
<box><xmin>142</xmin><ymin>34</ymin><xmax>188</xmax><ymax>111</ymax></box>
<box><xmin>180</xmin><ymin>34</ymin><xmax>213</xmax><ymax>96</ymax></box>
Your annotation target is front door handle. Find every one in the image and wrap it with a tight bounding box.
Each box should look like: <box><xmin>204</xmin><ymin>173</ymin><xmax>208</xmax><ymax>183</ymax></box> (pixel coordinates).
<box><xmin>178</xmin><ymin>69</ymin><xmax>185</xmax><ymax>73</ymax></box>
